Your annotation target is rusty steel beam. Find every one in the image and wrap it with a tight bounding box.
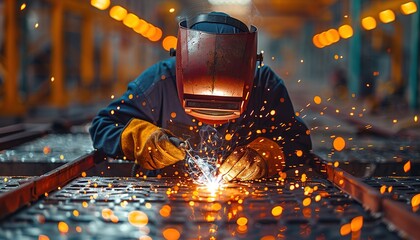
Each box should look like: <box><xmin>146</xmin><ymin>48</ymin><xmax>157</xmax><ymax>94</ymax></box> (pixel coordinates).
<box><xmin>324</xmin><ymin>163</ymin><xmax>383</xmax><ymax>212</ymax></box>
<box><xmin>0</xmin><ymin>181</ymin><xmax>34</xmax><ymax>219</ymax></box>
<box><xmin>34</xmin><ymin>153</ymin><xmax>96</xmax><ymax>197</ymax></box>
<box><xmin>317</xmin><ymin>160</ymin><xmax>420</xmax><ymax>239</ymax></box>
<box><xmin>0</xmin><ymin>153</ymin><xmax>96</xmax><ymax>220</ymax></box>
<box><xmin>382</xmin><ymin>198</ymin><xmax>420</xmax><ymax>239</ymax></box>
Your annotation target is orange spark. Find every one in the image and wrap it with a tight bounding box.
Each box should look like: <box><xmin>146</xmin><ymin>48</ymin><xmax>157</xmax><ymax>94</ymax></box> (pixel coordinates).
<box><xmin>404</xmin><ymin>161</ymin><xmax>411</xmax><ymax>172</ymax></box>
<box><xmin>58</xmin><ymin>222</ymin><xmax>69</xmax><ymax>234</ymax></box>
<box><xmin>128</xmin><ymin>211</ymin><xmax>148</xmax><ymax>227</ymax></box>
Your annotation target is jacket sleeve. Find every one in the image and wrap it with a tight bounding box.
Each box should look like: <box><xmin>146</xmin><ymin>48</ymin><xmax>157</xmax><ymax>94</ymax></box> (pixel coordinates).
<box><xmin>89</xmin><ymin>79</ymin><xmax>156</xmax><ymax>159</ymax></box>
<box><xmin>255</xmin><ymin>66</ymin><xmax>312</xmax><ymax>168</ymax></box>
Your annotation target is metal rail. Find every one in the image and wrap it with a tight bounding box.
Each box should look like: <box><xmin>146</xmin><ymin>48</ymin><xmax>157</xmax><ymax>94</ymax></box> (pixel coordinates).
<box><xmin>318</xmin><ymin>158</ymin><xmax>420</xmax><ymax>239</ymax></box>
<box><xmin>0</xmin><ymin>152</ymin><xmax>96</xmax><ymax>219</ymax></box>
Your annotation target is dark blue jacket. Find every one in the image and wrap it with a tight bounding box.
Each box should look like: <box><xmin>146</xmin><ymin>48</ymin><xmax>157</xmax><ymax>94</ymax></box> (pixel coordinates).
<box><xmin>89</xmin><ymin>57</ymin><xmax>312</xmax><ymax>167</ymax></box>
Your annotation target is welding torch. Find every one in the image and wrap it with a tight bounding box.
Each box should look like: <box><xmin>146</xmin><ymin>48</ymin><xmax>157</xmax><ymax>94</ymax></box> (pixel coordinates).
<box><xmin>169</xmin><ymin>137</ymin><xmax>213</xmax><ymax>183</ymax></box>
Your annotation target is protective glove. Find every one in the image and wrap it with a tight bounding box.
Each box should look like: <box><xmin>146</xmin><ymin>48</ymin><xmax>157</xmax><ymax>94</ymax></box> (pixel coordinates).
<box><xmin>121</xmin><ymin>119</ymin><xmax>186</xmax><ymax>170</ymax></box>
<box><xmin>218</xmin><ymin>137</ymin><xmax>285</xmax><ymax>182</ymax></box>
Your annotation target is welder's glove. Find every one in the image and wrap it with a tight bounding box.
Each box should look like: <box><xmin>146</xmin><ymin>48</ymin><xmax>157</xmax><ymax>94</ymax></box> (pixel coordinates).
<box><xmin>121</xmin><ymin>119</ymin><xmax>186</xmax><ymax>170</ymax></box>
<box><xmin>218</xmin><ymin>137</ymin><xmax>285</xmax><ymax>182</ymax></box>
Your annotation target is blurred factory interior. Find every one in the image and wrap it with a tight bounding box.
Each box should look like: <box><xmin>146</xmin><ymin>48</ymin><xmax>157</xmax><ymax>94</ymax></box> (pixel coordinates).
<box><xmin>0</xmin><ymin>0</ymin><xmax>420</xmax><ymax>239</ymax></box>
<box><xmin>0</xmin><ymin>0</ymin><xmax>419</xmax><ymax>124</ymax></box>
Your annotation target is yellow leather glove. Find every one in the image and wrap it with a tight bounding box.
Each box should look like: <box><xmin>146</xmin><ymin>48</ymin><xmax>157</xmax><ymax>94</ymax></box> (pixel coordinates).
<box><xmin>218</xmin><ymin>137</ymin><xmax>285</xmax><ymax>182</ymax></box>
<box><xmin>121</xmin><ymin>119</ymin><xmax>186</xmax><ymax>170</ymax></box>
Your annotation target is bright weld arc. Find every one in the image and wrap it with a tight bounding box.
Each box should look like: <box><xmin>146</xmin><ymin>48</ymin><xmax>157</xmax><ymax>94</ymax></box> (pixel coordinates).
<box><xmin>182</xmin><ymin>140</ymin><xmax>223</xmax><ymax>186</ymax></box>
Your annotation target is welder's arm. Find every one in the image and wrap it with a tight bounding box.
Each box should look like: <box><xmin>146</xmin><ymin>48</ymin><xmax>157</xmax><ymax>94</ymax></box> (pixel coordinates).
<box><xmin>218</xmin><ymin>137</ymin><xmax>285</xmax><ymax>182</ymax></box>
<box><xmin>121</xmin><ymin>119</ymin><xmax>186</xmax><ymax>170</ymax></box>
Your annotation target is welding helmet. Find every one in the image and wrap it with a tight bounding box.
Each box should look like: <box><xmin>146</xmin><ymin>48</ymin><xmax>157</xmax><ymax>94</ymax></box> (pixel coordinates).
<box><xmin>173</xmin><ymin>12</ymin><xmax>262</xmax><ymax>124</ymax></box>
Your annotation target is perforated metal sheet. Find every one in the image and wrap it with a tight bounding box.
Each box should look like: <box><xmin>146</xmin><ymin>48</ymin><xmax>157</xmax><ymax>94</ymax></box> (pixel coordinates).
<box><xmin>0</xmin><ymin>177</ymin><xmax>401</xmax><ymax>239</ymax></box>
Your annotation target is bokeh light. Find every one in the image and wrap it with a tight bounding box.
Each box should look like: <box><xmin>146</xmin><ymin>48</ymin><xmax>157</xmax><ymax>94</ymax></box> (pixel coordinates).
<box><xmin>338</xmin><ymin>25</ymin><xmax>353</xmax><ymax>39</ymax></box>
<box><xmin>91</xmin><ymin>0</ymin><xmax>110</xmax><ymax>10</ymax></box>
<box><xmin>333</xmin><ymin>137</ymin><xmax>346</xmax><ymax>151</ymax></box>
<box><xmin>123</xmin><ymin>13</ymin><xmax>140</xmax><ymax>28</ymax></box>
<box><xmin>162</xmin><ymin>228</ymin><xmax>180</xmax><ymax>240</ymax></box>
<box><xmin>271</xmin><ymin>206</ymin><xmax>283</xmax><ymax>216</ymax></box>
<box><xmin>379</xmin><ymin>9</ymin><xmax>395</xmax><ymax>23</ymax></box>
<box><xmin>401</xmin><ymin>1</ymin><xmax>418</xmax><ymax>15</ymax></box>
<box><xmin>163</xmin><ymin>36</ymin><xmax>177</xmax><ymax>51</ymax></box>
<box><xmin>361</xmin><ymin>16</ymin><xmax>377</xmax><ymax>30</ymax></box>
<box><xmin>128</xmin><ymin>211</ymin><xmax>148</xmax><ymax>227</ymax></box>
<box><xmin>109</xmin><ymin>6</ymin><xmax>127</xmax><ymax>21</ymax></box>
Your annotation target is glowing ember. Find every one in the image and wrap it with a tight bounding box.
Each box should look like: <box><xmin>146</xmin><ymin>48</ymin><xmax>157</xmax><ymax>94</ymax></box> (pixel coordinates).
<box><xmin>58</xmin><ymin>221</ymin><xmax>69</xmax><ymax>234</ymax></box>
<box><xmin>313</xmin><ymin>96</ymin><xmax>322</xmax><ymax>104</ymax></box>
<box><xmin>333</xmin><ymin>137</ymin><xmax>346</xmax><ymax>151</ymax></box>
<box><xmin>303</xmin><ymin>197</ymin><xmax>311</xmax><ymax>206</ymax></box>
<box><xmin>128</xmin><ymin>211</ymin><xmax>148</xmax><ymax>227</ymax></box>
<box><xmin>271</xmin><ymin>206</ymin><xmax>283</xmax><ymax>216</ymax></box>
<box><xmin>38</xmin><ymin>235</ymin><xmax>50</xmax><ymax>240</ymax></box>
<box><xmin>159</xmin><ymin>205</ymin><xmax>171</xmax><ymax>217</ymax></box>
<box><xmin>380</xmin><ymin>185</ymin><xmax>387</xmax><ymax>194</ymax></box>
<box><xmin>340</xmin><ymin>223</ymin><xmax>351</xmax><ymax>236</ymax></box>
<box><xmin>162</xmin><ymin>228</ymin><xmax>180</xmax><ymax>240</ymax></box>
<box><xmin>350</xmin><ymin>216</ymin><xmax>363</xmax><ymax>232</ymax></box>
<box><xmin>260</xmin><ymin>236</ymin><xmax>276</xmax><ymax>240</ymax></box>
<box><xmin>403</xmin><ymin>161</ymin><xmax>411</xmax><ymax>172</ymax></box>
<box><xmin>236</xmin><ymin>217</ymin><xmax>248</xmax><ymax>226</ymax></box>
<box><xmin>411</xmin><ymin>194</ymin><xmax>420</xmax><ymax>208</ymax></box>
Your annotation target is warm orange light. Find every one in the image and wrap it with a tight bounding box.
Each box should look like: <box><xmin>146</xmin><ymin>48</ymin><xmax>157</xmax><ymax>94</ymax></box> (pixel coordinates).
<box><xmin>38</xmin><ymin>235</ymin><xmax>49</xmax><ymax>240</ymax></box>
<box><xmin>133</xmin><ymin>19</ymin><xmax>150</xmax><ymax>35</ymax></box>
<box><xmin>401</xmin><ymin>2</ymin><xmax>418</xmax><ymax>15</ymax></box>
<box><xmin>260</xmin><ymin>236</ymin><xmax>276</xmax><ymax>240</ymax></box>
<box><xmin>58</xmin><ymin>221</ymin><xmax>69</xmax><ymax>234</ymax></box>
<box><xmin>236</xmin><ymin>217</ymin><xmax>248</xmax><ymax>226</ymax></box>
<box><xmin>271</xmin><ymin>206</ymin><xmax>283</xmax><ymax>216</ymax></box>
<box><xmin>128</xmin><ymin>211</ymin><xmax>148</xmax><ymax>227</ymax></box>
<box><xmin>109</xmin><ymin>6</ymin><xmax>127</xmax><ymax>21</ymax></box>
<box><xmin>379</xmin><ymin>9</ymin><xmax>395</xmax><ymax>23</ymax></box>
<box><xmin>102</xmin><ymin>208</ymin><xmax>113</xmax><ymax>219</ymax></box>
<box><xmin>162</xmin><ymin>228</ymin><xmax>181</xmax><ymax>240</ymax></box>
<box><xmin>159</xmin><ymin>205</ymin><xmax>171</xmax><ymax>217</ymax></box>
<box><xmin>215</xmin><ymin>203</ymin><xmax>223</xmax><ymax>211</ymax></box>
<box><xmin>149</xmin><ymin>27</ymin><xmax>163</xmax><ymax>41</ymax></box>
<box><xmin>123</xmin><ymin>13</ymin><xmax>140</xmax><ymax>28</ymax></box>
<box><xmin>144</xmin><ymin>24</ymin><xmax>157</xmax><ymax>38</ymax></box>
<box><xmin>404</xmin><ymin>160</ymin><xmax>411</xmax><ymax>172</ymax></box>
<box><xmin>91</xmin><ymin>0</ymin><xmax>110</xmax><ymax>10</ymax></box>
<box><xmin>326</xmin><ymin>29</ymin><xmax>340</xmax><ymax>43</ymax></box>
<box><xmin>319</xmin><ymin>32</ymin><xmax>331</xmax><ymax>46</ymax></box>
<box><xmin>333</xmin><ymin>137</ymin><xmax>346</xmax><ymax>151</ymax></box>
<box><xmin>312</xmin><ymin>34</ymin><xmax>324</xmax><ymax>48</ymax></box>
<box><xmin>224</xmin><ymin>132</ymin><xmax>232</xmax><ymax>141</ymax></box>
<box><xmin>296</xmin><ymin>150</ymin><xmax>303</xmax><ymax>157</ymax></box>
<box><xmin>350</xmin><ymin>216</ymin><xmax>363</xmax><ymax>232</ymax></box>
<box><xmin>313</xmin><ymin>96</ymin><xmax>322</xmax><ymax>104</ymax></box>
<box><xmin>412</xmin><ymin>193</ymin><xmax>420</xmax><ymax>207</ymax></box>
<box><xmin>338</xmin><ymin>25</ymin><xmax>353</xmax><ymax>39</ymax></box>
<box><xmin>361</xmin><ymin>16</ymin><xmax>377</xmax><ymax>30</ymax></box>
<box><xmin>303</xmin><ymin>197</ymin><xmax>311</xmax><ymax>206</ymax></box>
<box><xmin>340</xmin><ymin>223</ymin><xmax>351</xmax><ymax>236</ymax></box>
<box><xmin>380</xmin><ymin>185</ymin><xmax>387</xmax><ymax>194</ymax></box>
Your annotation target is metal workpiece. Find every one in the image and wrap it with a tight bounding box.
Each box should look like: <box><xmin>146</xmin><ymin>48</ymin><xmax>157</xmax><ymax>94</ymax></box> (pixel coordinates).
<box><xmin>0</xmin><ymin>176</ymin><xmax>401</xmax><ymax>240</ymax></box>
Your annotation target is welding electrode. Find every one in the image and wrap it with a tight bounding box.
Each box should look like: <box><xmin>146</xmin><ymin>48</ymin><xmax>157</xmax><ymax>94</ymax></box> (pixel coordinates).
<box><xmin>169</xmin><ymin>137</ymin><xmax>213</xmax><ymax>182</ymax></box>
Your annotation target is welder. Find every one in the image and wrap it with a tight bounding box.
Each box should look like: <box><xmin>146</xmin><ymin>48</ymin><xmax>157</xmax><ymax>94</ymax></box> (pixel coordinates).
<box><xmin>89</xmin><ymin>12</ymin><xmax>312</xmax><ymax>182</ymax></box>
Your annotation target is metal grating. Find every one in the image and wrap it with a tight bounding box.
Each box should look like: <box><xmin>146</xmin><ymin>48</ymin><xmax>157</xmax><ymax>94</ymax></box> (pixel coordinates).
<box><xmin>0</xmin><ymin>177</ymin><xmax>401</xmax><ymax>239</ymax></box>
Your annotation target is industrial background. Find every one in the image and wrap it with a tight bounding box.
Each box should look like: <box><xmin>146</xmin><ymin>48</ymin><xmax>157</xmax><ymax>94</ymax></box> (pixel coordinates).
<box><xmin>0</xmin><ymin>0</ymin><xmax>419</xmax><ymax>239</ymax></box>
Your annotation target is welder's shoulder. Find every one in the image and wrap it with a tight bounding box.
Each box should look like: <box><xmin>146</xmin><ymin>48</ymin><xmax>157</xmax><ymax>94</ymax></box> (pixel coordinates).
<box><xmin>255</xmin><ymin>65</ymin><xmax>286</xmax><ymax>88</ymax></box>
<box><xmin>130</xmin><ymin>58</ymin><xmax>176</xmax><ymax>93</ymax></box>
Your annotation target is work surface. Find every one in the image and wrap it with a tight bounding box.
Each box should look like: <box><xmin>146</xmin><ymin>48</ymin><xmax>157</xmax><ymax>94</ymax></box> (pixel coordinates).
<box><xmin>1</xmin><ymin>176</ymin><xmax>402</xmax><ymax>240</ymax></box>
